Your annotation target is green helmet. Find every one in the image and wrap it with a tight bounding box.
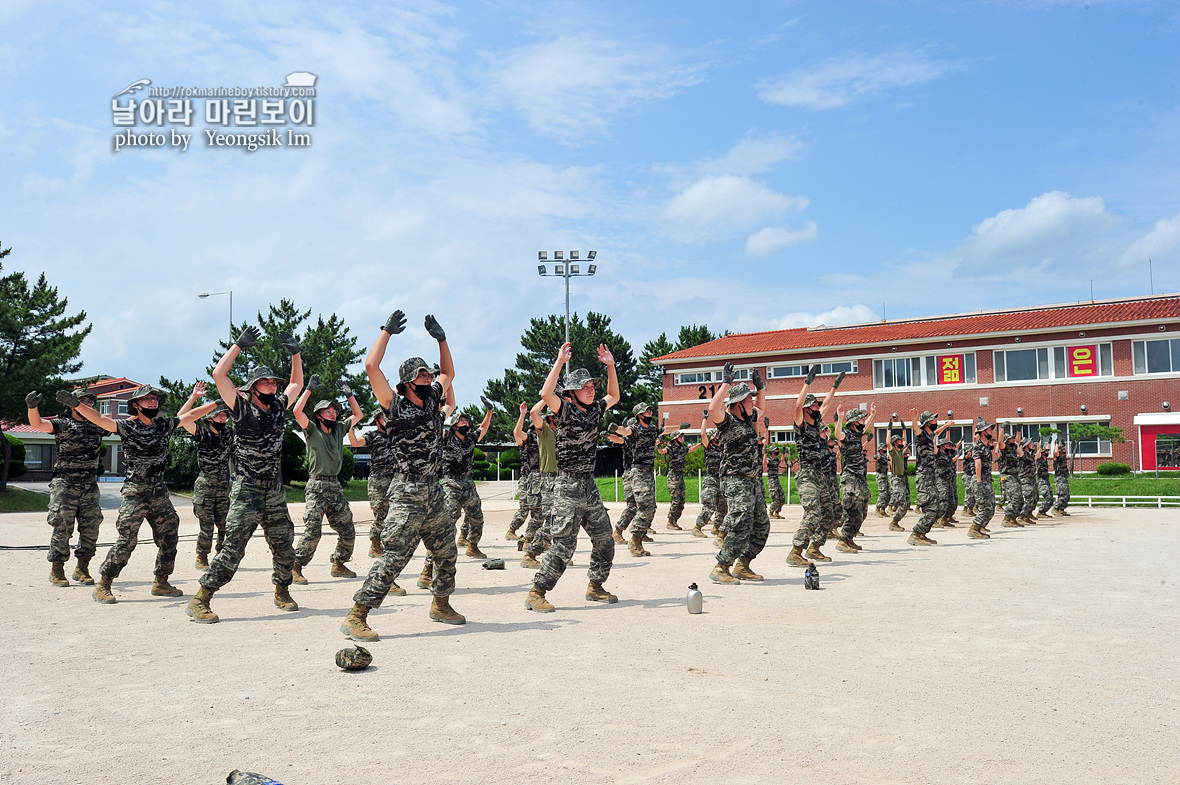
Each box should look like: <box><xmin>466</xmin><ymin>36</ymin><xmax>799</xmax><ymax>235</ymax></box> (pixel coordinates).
<box><xmin>335</xmin><ymin>646</ymin><xmax>373</xmax><ymax>671</ymax></box>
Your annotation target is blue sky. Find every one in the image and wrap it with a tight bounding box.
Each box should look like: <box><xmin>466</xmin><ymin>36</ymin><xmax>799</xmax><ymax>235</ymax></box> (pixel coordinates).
<box><xmin>2</xmin><ymin>0</ymin><xmax>1178</xmax><ymax>404</ymax></box>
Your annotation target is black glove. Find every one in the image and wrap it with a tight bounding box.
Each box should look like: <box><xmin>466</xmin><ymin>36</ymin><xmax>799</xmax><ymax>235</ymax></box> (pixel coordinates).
<box><xmin>702</xmin><ymin>409</ymin><xmax>709</xmax><ymax>419</ymax></box>
<box><xmin>607</xmin><ymin>423</ymin><xmax>620</xmax><ymax>435</ymax></box>
<box><xmin>424</xmin><ymin>314</ymin><xmax>446</xmax><ymax>342</ymax></box>
<box><xmin>751</xmin><ymin>368</ymin><xmax>764</xmax><ymax>391</ymax></box>
<box><xmin>381</xmin><ymin>310</ymin><xmax>407</xmax><ymax>335</ymax></box>
<box><xmin>235</xmin><ymin>325</ymin><xmax>260</xmax><ymax>350</ymax></box>
<box><xmin>337</xmin><ymin>379</ymin><xmax>353</xmax><ymax>397</ymax></box>
<box><xmin>279</xmin><ymin>330</ymin><xmax>301</xmax><ymax>355</ymax></box>
<box><xmin>832</xmin><ymin>371</ymin><xmax>846</xmax><ymax>390</ymax></box>
<box><xmin>480</xmin><ymin>395</ymin><xmax>493</xmax><ymax>412</ymax></box>
<box><xmin>763</xmin><ymin>416</ymin><xmax>770</xmax><ymax>429</ymax></box>
<box><xmin>56</xmin><ymin>390</ymin><xmax>81</xmax><ymax>409</ymax></box>
<box><xmin>804</xmin><ymin>364</ymin><xmax>818</xmax><ymax>385</ymax></box>
<box><xmin>25</xmin><ymin>391</ymin><xmax>42</xmax><ymax>409</ymax></box>
<box><xmin>680</xmin><ymin>421</ymin><xmax>691</xmax><ymax>429</ymax></box>
<box><xmin>306</xmin><ymin>374</ymin><xmax>322</xmax><ymax>393</ymax></box>
<box><xmin>722</xmin><ymin>362</ymin><xmax>736</xmax><ymax>384</ymax></box>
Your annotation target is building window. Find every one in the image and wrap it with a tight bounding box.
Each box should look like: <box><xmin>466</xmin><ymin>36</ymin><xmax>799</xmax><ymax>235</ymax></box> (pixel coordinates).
<box><xmin>1157</xmin><ymin>435</ymin><xmax>1180</xmax><ymax>469</ymax></box>
<box><xmin>873</xmin><ymin>354</ymin><xmax>975</xmax><ymax>389</ymax></box>
<box><xmin>996</xmin><ymin>343</ymin><xmax>1113</xmax><ymax>382</ymax></box>
<box><xmin>770</xmin><ymin>361</ymin><xmax>857</xmax><ymax>379</ymax></box>
<box><xmin>674</xmin><ymin>368</ymin><xmax>750</xmax><ymax>386</ymax></box>
<box><xmin>1132</xmin><ymin>338</ymin><xmax>1180</xmax><ymax>375</ymax></box>
<box><xmin>770</xmin><ymin>431</ymin><xmax>796</xmax><ymax>444</ymax></box>
<box><xmin>99</xmin><ymin>400</ymin><xmax>111</xmax><ymax>416</ymax></box>
<box><xmin>873</xmin><ymin>357</ymin><xmax>918</xmax><ymax>389</ymax></box>
<box><xmin>24</xmin><ymin>444</ymin><xmax>50</xmax><ymax>468</ymax></box>
<box><xmin>117</xmin><ymin>401</ymin><xmax>128</xmax><ymax>416</ymax></box>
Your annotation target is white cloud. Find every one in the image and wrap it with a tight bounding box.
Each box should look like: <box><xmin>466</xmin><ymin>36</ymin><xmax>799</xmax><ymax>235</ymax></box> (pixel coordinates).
<box><xmin>665</xmin><ymin>174</ymin><xmax>808</xmax><ymax>235</ymax></box>
<box><xmin>702</xmin><ymin>132</ymin><xmax>805</xmax><ymax>176</ymax></box>
<box><xmin>745</xmin><ymin>221</ymin><xmax>818</xmax><ymax>254</ymax></box>
<box><xmin>774</xmin><ymin>305</ymin><xmax>879</xmax><ymax>330</ymax></box>
<box><xmin>1119</xmin><ymin>212</ymin><xmax>1180</xmax><ymax>269</ymax></box>
<box><xmin>492</xmin><ymin>37</ymin><xmax>704</xmax><ymax>139</ymax></box>
<box><xmin>757</xmin><ymin>51</ymin><xmax>950</xmax><ymax>110</ymax></box>
<box><xmin>953</xmin><ymin>191</ymin><xmax>1117</xmax><ymax>278</ymax></box>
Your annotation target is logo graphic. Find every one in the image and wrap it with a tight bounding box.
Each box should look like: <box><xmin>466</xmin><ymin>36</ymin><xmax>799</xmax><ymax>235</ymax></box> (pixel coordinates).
<box><xmin>114</xmin><ymin>79</ymin><xmax>151</xmax><ymax>98</ymax></box>
<box><xmin>283</xmin><ymin>72</ymin><xmax>317</xmax><ymax>88</ymax></box>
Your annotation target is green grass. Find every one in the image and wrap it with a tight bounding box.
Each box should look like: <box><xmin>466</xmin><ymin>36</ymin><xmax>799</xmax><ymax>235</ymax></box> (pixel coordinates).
<box><xmin>285</xmin><ymin>480</ymin><xmax>371</xmax><ymax>504</ymax></box>
<box><xmin>0</xmin><ymin>487</ymin><xmax>51</xmax><ymax>513</ymax></box>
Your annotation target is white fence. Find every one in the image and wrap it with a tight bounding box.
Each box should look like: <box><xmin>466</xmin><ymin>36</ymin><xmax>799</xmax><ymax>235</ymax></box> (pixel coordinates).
<box><xmin>1072</xmin><ymin>495</ymin><xmax>1180</xmax><ymax>509</ymax></box>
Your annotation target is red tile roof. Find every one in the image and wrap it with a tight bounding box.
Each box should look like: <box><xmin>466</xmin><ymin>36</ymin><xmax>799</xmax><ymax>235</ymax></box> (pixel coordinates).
<box><xmin>655</xmin><ymin>294</ymin><xmax>1180</xmax><ymax>363</ymax></box>
<box><xmin>2</xmin><ymin>419</ymin><xmax>55</xmax><ymax>433</ymax></box>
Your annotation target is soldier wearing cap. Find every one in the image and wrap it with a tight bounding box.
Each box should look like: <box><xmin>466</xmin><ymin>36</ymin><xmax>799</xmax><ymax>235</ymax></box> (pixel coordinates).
<box><xmin>26</xmin><ymin>386</ymin><xmax>105</xmax><ymax>587</ymax></box>
<box><xmin>660</xmin><ymin>426</ymin><xmax>691</xmax><ymax>529</ymax></box>
<box><xmin>907</xmin><ymin>408</ymin><xmax>952</xmax><ymax>545</ymax></box>
<box><xmin>178</xmin><ymin>381</ymin><xmax>234</xmax><ymax>569</ymax></box>
<box><xmin>997</xmin><ymin>426</ymin><xmax>1025</xmax><ymax>527</ymax></box>
<box><xmin>834</xmin><ymin>403</ymin><xmax>876</xmax><ymax>552</ymax></box>
<box><xmin>693</xmin><ymin>413</ymin><xmax>728</xmax><ymax>539</ymax></box>
<box><xmin>439</xmin><ymin>398</ymin><xmax>495</xmax><ymax>558</ymax></box>
<box><xmin>873</xmin><ymin>423</ymin><xmax>892</xmax><ymax>518</ymax></box>
<box><xmin>960</xmin><ymin>436</ymin><xmax>977</xmax><ymax>518</ymax></box>
<box><xmin>703</xmin><ymin>363</ymin><xmax>770</xmax><ymax>584</ymax></box>
<box><xmin>290</xmin><ymin>375</ymin><xmax>363</xmax><ymax>582</ymax></box>
<box><xmin>788</xmin><ymin>365</ymin><xmax>844</xmax><ymax>566</ymax></box>
<box><xmin>969</xmin><ymin>417</ymin><xmax>999</xmax><ymax>539</ymax></box>
<box><xmin>507</xmin><ymin>401</ymin><xmax>541</xmax><ymax>543</ymax></box>
<box><xmin>71</xmin><ymin>384</ymin><xmax>217</xmax><ymax>603</ymax></box>
<box><xmin>186</xmin><ymin>325</ymin><xmax>305</xmax><ymax>623</ymax></box>
<box><xmin>1051</xmin><ymin>442</ymin><xmax>1071</xmax><ymax>516</ymax></box>
<box><xmin>887</xmin><ymin>420</ymin><xmax>911</xmax><ymax>531</ymax></box>
<box><xmin>617</xmin><ymin>402</ymin><xmax>670</xmax><ymax>557</ymax></box>
<box><xmin>932</xmin><ymin>435</ymin><xmax>959</xmax><ymax>529</ymax></box>
<box><xmin>1018</xmin><ymin>437</ymin><xmax>1038</xmax><ymax>525</ymax></box>
<box><xmin>1034</xmin><ymin>441</ymin><xmax>1054</xmax><ymax>518</ymax></box>
<box><xmin>341</xmin><ymin>311</ymin><xmax>465</xmax><ymax>641</ymax></box>
<box><xmin>520</xmin><ymin>401</ymin><xmax>559</xmax><ymax>567</ymax></box>
<box><xmin>524</xmin><ymin>341</ymin><xmax>622</xmax><ymax>613</ymax></box>
<box><xmin>348</xmin><ymin>409</ymin><xmax>395</xmax><ymax>557</ymax></box>
<box><xmin>764</xmin><ymin>430</ymin><xmax>787</xmax><ymax>520</ymax></box>
<box><xmin>819</xmin><ymin>428</ymin><xmax>841</xmax><ymax>543</ymax></box>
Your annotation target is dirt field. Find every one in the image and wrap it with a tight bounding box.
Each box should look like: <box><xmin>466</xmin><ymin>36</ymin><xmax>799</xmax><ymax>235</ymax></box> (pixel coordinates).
<box><xmin>1</xmin><ymin>492</ymin><xmax>1176</xmax><ymax>785</ymax></box>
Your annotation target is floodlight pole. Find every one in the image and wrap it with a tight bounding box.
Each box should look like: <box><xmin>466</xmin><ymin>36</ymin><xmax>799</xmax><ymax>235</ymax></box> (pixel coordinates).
<box><xmin>198</xmin><ymin>290</ymin><xmax>233</xmax><ymax>340</ymax></box>
<box><xmin>538</xmin><ymin>251</ymin><xmax>597</xmax><ymax>378</ymax></box>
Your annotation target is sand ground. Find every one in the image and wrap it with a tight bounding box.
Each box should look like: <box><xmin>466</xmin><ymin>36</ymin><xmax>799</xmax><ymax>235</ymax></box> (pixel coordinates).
<box><xmin>1</xmin><ymin>489</ymin><xmax>1177</xmax><ymax>785</ymax></box>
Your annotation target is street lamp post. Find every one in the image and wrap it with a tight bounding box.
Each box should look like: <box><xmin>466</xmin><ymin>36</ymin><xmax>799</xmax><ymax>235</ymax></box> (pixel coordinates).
<box><xmin>197</xmin><ymin>290</ymin><xmax>233</xmax><ymax>339</ymax></box>
<box><xmin>537</xmin><ymin>250</ymin><xmax>597</xmax><ymax>375</ymax></box>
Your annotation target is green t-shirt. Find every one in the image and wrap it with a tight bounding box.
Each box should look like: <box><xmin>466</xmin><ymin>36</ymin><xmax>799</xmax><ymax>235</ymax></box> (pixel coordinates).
<box><xmin>889</xmin><ymin>448</ymin><xmax>907</xmax><ymax>477</ymax></box>
<box><xmin>537</xmin><ymin>422</ymin><xmax>557</xmax><ymax>474</ymax></box>
<box><xmin>305</xmin><ymin>420</ymin><xmax>348</xmax><ymax>477</ymax></box>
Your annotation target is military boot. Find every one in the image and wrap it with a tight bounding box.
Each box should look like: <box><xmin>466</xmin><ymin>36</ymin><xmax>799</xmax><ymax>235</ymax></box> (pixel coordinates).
<box><xmin>151</xmin><ymin>577</ymin><xmax>183</xmax><ymax>597</ymax></box>
<box><xmin>50</xmin><ymin>562</ymin><xmax>69</xmax><ymax>587</ymax></box>
<box><xmin>713</xmin><ymin>532</ymin><xmax>726</xmax><ymax>548</ymax></box>
<box><xmin>946</xmin><ymin>514</ymin><xmax>959</xmax><ymax>524</ymax></box>
<box><xmin>1001</xmin><ymin>514</ymin><xmax>1023</xmax><ymax>527</ymax></box>
<box><xmin>185</xmin><ymin>586</ymin><xmax>218</xmax><ymax>623</ymax></box>
<box><xmin>429</xmin><ymin>595</ymin><xmax>465</xmax><ymax>625</ymax></box>
<box><xmin>341</xmin><ymin>603</ymin><xmax>379</xmax><ymax>641</ymax></box>
<box><xmin>711</xmin><ymin>524</ymin><xmax>721</xmax><ymax>535</ymax></box>
<box><xmin>875</xmin><ymin>508</ymin><xmax>888</xmax><ymax>518</ymax></box>
<box><xmin>93</xmin><ymin>575</ymin><xmax>116</xmax><ymax>604</ymax></box>
<box><xmin>330</xmin><ymin>560</ymin><xmax>357</xmax><ymax>578</ymax></box>
<box><xmin>521</xmin><ymin>553</ymin><xmax>540</xmax><ymax>568</ymax></box>
<box><xmin>368</xmin><ymin>540</ymin><xmax>384</xmax><ymax>558</ymax></box>
<box><xmin>804</xmin><ymin>545</ymin><xmax>831</xmax><ymax>563</ymax></box>
<box><xmin>967</xmin><ymin>524</ymin><xmax>990</xmax><ymax>540</ymax></box>
<box><xmin>1057</xmin><ymin>508</ymin><xmax>1071</xmax><ymax>516</ymax></box>
<box><xmin>525</xmin><ymin>587</ymin><xmax>555</xmax><ymax>613</ymax></box>
<box><xmin>691</xmin><ymin>525</ymin><xmax>707</xmax><ymax>538</ymax></box>
<box><xmin>72</xmin><ymin>557</ymin><xmax>95</xmax><ymax>585</ymax></box>
<box><xmin>786</xmin><ymin>545</ymin><xmax>811</xmax><ymax>567</ymax></box>
<box><xmin>291</xmin><ymin>564</ymin><xmax>309</xmax><ymax>584</ymax></box>
<box><xmin>387</xmin><ymin>580</ymin><xmax>407</xmax><ymax>596</ymax></box>
<box><xmin>907</xmin><ymin>533</ymin><xmax>937</xmax><ymax>545</ymax></box>
<box><xmin>710</xmin><ymin>563</ymin><xmax>740</xmax><ymax>585</ymax></box>
<box><xmin>642</xmin><ymin>533</ymin><xmax>654</xmax><ymax>543</ymax></box>
<box><xmin>506</xmin><ymin>526</ymin><xmax>520</xmax><ymax>541</ymax></box>
<box><xmin>666</xmin><ymin>521</ymin><xmax>683</xmax><ymax>530</ymax></box>
<box><xmin>932</xmin><ymin>517</ymin><xmax>948</xmax><ymax>529</ymax></box>
<box><xmin>629</xmin><ymin>534</ymin><xmax>651</xmax><ymax>557</ymax></box>
<box><xmin>274</xmin><ymin>585</ymin><xmax>299</xmax><ymax>611</ymax></box>
<box><xmin>416</xmin><ymin>562</ymin><xmax>433</xmax><ymax>590</ymax></box>
<box><xmin>611</xmin><ymin>528</ymin><xmax>626</xmax><ymax>544</ymax></box>
<box><xmin>835</xmin><ymin>539</ymin><xmax>859</xmax><ymax>554</ymax></box>
<box><xmin>456</xmin><ymin>533</ymin><xmax>470</xmax><ymax>548</ymax></box>
<box><xmin>195</xmin><ymin>553</ymin><xmax>209</xmax><ymax>570</ymax></box>
<box><xmin>732</xmin><ymin>557</ymin><xmax>763</xmax><ymax>582</ymax></box>
<box><xmin>889</xmin><ymin>520</ymin><xmax>905</xmax><ymax>531</ymax></box>
<box><xmin>465</xmin><ymin>543</ymin><xmax>487</xmax><ymax>559</ymax></box>
<box><xmin>586</xmin><ymin>581</ymin><xmax>618</xmax><ymax>603</ymax></box>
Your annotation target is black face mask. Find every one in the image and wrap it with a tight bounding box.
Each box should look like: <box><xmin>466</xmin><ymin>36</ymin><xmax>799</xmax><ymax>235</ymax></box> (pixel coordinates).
<box><xmin>316</xmin><ymin>415</ymin><xmax>336</xmax><ymax>429</ymax></box>
<box><xmin>454</xmin><ymin>425</ymin><xmax>471</xmax><ymax>437</ymax></box>
<box><xmin>809</xmin><ymin>408</ymin><xmax>822</xmax><ymax>421</ymax></box>
<box><xmin>411</xmin><ymin>383</ymin><xmax>433</xmax><ymax>401</ymax></box>
<box><xmin>138</xmin><ymin>406</ymin><xmax>159</xmax><ymax>420</ymax></box>
<box><xmin>849</xmin><ymin>423</ymin><xmax>863</xmax><ymax>434</ymax></box>
<box><xmin>208</xmin><ymin>421</ymin><xmax>223</xmax><ymax>433</ymax></box>
<box><xmin>256</xmin><ymin>392</ymin><xmax>276</xmax><ymax>406</ymax></box>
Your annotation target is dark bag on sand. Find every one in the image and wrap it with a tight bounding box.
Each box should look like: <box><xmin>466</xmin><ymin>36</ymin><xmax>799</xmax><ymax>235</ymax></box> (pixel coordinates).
<box><xmin>228</xmin><ymin>771</ymin><xmax>283</xmax><ymax>785</ymax></box>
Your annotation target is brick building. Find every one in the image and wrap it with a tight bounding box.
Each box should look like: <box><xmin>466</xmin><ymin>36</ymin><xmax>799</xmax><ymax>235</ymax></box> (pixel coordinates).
<box><xmin>653</xmin><ymin>294</ymin><xmax>1180</xmax><ymax>473</ymax></box>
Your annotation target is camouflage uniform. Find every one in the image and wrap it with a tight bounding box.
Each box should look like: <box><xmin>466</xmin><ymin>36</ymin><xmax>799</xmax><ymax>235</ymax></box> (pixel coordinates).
<box><xmin>191</xmin><ymin>421</ymin><xmax>233</xmax><ymax>560</ymax></box>
<box><xmin>665</xmin><ymin>439</ymin><xmax>688</xmax><ymax>525</ymax></box>
<box><xmin>817</xmin><ymin>442</ymin><xmax>841</xmax><ymax>543</ymax></box>
<box><xmin>837</xmin><ymin>426</ymin><xmax>870</xmax><ymax>542</ymax></box>
<box><xmin>765</xmin><ymin>447</ymin><xmax>786</xmax><ymax>517</ymax></box>
<box><xmin>792</xmin><ymin>417</ymin><xmax>826</xmax><ymax>548</ymax></box>
<box><xmin>911</xmin><ymin>429</ymin><xmax>939</xmax><ymax>537</ymax></box>
<box><xmin>961</xmin><ymin>442</ymin><xmax>978</xmax><ymax>512</ymax></box>
<box><xmin>934</xmin><ymin>446</ymin><xmax>957</xmax><ymax>520</ymax></box>
<box><xmin>1018</xmin><ymin>446</ymin><xmax>1037</xmax><ymax>518</ymax></box>
<box><xmin>873</xmin><ymin>449</ymin><xmax>891</xmax><ymax>515</ymax></box>
<box><xmin>363</xmin><ymin>428</ymin><xmax>395</xmax><ymax>547</ymax></box>
<box><xmin>438</xmin><ymin>426</ymin><xmax>486</xmax><ymax>546</ymax></box>
<box><xmin>99</xmin><ymin>416</ymin><xmax>182</xmax><ymax>580</ymax></box>
<box><xmin>532</xmin><ymin>398</ymin><xmax>615</xmax><ymax>593</ymax></box>
<box><xmin>620</xmin><ymin>415</ymin><xmax>659</xmax><ymax>537</ymax></box>
<box><xmin>889</xmin><ymin>438</ymin><xmax>911</xmax><ymax>526</ymax></box>
<box><xmin>1053</xmin><ymin>453</ymin><xmax>1071</xmax><ymax>512</ymax></box>
<box><xmin>715</xmin><ymin>412</ymin><xmax>770</xmax><ymax>568</ymax></box>
<box><xmin>615</xmin><ymin>430</ymin><xmax>637</xmax><ymax>532</ymax></box>
<box><xmin>354</xmin><ymin>381</ymin><xmax>457</xmax><ymax>606</ymax></box>
<box><xmin>695</xmin><ymin>440</ymin><xmax>728</xmax><ymax>530</ymax></box>
<box><xmin>524</xmin><ymin>421</ymin><xmax>558</xmax><ymax>555</ymax></box>
<box><xmin>998</xmin><ymin>442</ymin><xmax>1023</xmax><ymax>519</ymax></box>
<box><xmin>972</xmin><ymin>440</ymin><xmax>996</xmax><ymax>529</ymax></box>
<box><xmin>201</xmin><ymin>392</ymin><xmax>297</xmax><ymax>592</ymax></box>
<box><xmin>45</xmin><ymin>416</ymin><xmax>105</xmax><ymax>564</ymax></box>
<box><xmin>509</xmin><ymin>431</ymin><xmax>542</xmax><ymax>533</ymax></box>
<box><xmin>295</xmin><ymin>418</ymin><xmax>356</xmax><ymax>568</ymax></box>
<box><xmin>1035</xmin><ymin>453</ymin><xmax>1053</xmax><ymax>514</ymax></box>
